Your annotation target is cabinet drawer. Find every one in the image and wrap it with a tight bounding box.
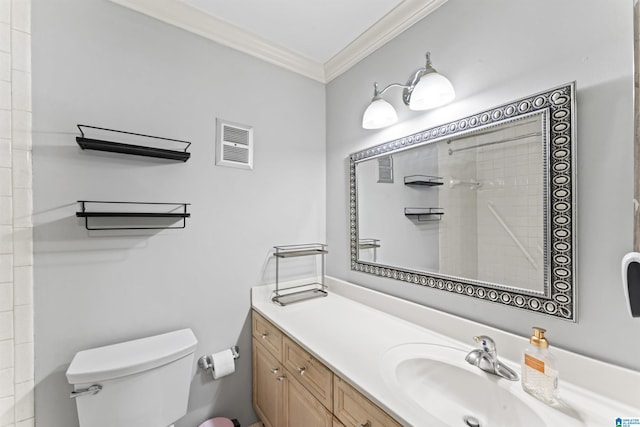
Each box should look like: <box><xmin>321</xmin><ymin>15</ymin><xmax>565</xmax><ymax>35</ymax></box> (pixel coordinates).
<box><xmin>333</xmin><ymin>377</ymin><xmax>401</xmax><ymax>427</ymax></box>
<box><xmin>283</xmin><ymin>336</ymin><xmax>333</xmax><ymax>410</ymax></box>
<box><xmin>252</xmin><ymin>310</ymin><xmax>284</xmax><ymax>359</ymax></box>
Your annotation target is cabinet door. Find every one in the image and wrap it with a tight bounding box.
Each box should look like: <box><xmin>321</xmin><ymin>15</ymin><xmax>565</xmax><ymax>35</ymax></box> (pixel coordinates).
<box><xmin>333</xmin><ymin>377</ymin><xmax>402</xmax><ymax>427</ymax></box>
<box><xmin>284</xmin><ymin>371</ymin><xmax>333</xmax><ymax>427</ymax></box>
<box><xmin>253</xmin><ymin>340</ymin><xmax>285</xmax><ymax>427</ymax></box>
<box><xmin>283</xmin><ymin>336</ymin><xmax>333</xmax><ymax>410</ymax></box>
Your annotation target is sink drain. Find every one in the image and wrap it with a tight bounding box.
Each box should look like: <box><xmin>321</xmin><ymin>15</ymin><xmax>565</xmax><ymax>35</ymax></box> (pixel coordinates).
<box><xmin>463</xmin><ymin>415</ymin><xmax>480</xmax><ymax>427</ymax></box>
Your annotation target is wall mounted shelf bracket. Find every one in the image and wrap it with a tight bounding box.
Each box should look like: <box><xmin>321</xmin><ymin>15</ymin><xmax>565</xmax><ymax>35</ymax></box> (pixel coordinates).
<box><xmin>76</xmin><ymin>201</ymin><xmax>191</xmax><ymax>230</ymax></box>
<box><xmin>404</xmin><ymin>207</ymin><xmax>444</xmax><ymax>221</ymax></box>
<box><xmin>76</xmin><ymin>125</ymin><xmax>191</xmax><ymax>161</ymax></box>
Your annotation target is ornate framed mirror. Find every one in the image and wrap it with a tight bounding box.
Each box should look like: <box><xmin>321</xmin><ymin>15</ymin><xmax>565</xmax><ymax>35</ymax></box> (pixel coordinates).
<box><xmin>349</xmin><ymin>83</ymin><xmax>576</xmax><ymax>320</ymax></box>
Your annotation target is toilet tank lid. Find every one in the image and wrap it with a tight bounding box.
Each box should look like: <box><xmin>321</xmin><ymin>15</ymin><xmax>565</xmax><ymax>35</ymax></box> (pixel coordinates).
<box><xmin>66</xmin><ymin>328</ymin><xmax>197</xmax><ymax>384</ymax></box>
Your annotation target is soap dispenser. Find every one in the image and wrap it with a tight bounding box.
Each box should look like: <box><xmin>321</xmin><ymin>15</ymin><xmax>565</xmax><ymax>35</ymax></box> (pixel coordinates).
<box><xmin>521</xmin><ymin>327</ymin><xmax>558</xmax><ymax>404</ymax></box>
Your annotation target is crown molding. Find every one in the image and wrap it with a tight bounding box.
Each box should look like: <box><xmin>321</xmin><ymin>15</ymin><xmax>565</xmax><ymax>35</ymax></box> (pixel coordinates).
<box><xmin>324</xmin><ymin>0</ymin><xmax>448</xmax><ymax>82</ymax></box>
<box><xmin>108</xmin><ymin>0</ymin><xmax>326</xmax><ymax>82</ymax></box>
<box><xmin>108</xmin><ymin>0</ymin><xmax>448</xmax><ymax>84</ymax></box>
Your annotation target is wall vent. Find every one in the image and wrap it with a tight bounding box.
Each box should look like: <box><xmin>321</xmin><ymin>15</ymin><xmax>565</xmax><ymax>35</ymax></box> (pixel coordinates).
<box><xmin>377</xmin><ymin>155</ymin><xmax>393</xmax><ymax>183</ymax></box>
<box><xmin>216</xmin><ymin>119</ymin><xmax>253</xmax><ymax>170</ymax></box>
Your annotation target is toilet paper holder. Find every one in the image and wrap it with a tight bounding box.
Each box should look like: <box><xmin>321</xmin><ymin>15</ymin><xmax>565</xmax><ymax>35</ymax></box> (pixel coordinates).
<box><xmin>198</xmin><ymin>346</ymin><xmax>240</xmax><ymax>373</ymax></box>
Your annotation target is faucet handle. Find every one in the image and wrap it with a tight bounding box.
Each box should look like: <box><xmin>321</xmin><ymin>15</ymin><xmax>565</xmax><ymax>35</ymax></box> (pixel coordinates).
<box><xmin>473</xmin><ymin>335</ymin><xmax>497</xmax><ymax>355</ymax></box>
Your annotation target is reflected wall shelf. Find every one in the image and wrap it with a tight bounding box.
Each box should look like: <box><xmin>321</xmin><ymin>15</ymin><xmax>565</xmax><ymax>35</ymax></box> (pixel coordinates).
<box><xmin>76</xmin><ymin>125</ymin><xmax>192</xmax><ymax>162</ymax></box>
<box><xmin>358</xmin><ymin>238</ymin><xmax>380</xmax><ymax>249</ymax></box>
<box><xmin>404</xmin><ymin>175</ymin><xmax>443</xmax><ymax>186</ymax></box>
<box><xmin>76</xmin><ymin>201</ymin><xmax>190</xmax><ymax>230</ymax></box>
<box><xmin>272</xmin><ymin>243</ymin><xmax>328</xmax><ymax>306</ymax></box>
<box><xmin>404</xmin><ymin>207</ymin><xmax>444</xmax><ymax>221</ymax></box>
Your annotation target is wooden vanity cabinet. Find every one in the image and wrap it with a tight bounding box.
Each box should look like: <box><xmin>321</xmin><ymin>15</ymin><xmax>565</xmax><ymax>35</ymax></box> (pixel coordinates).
<box><xmin>252</xmin><ymin>309</ymin><xmax>284</xmax><ymax>359</ymax></box>
<box><xmin>284</xmin><ymin>371</ymin><xmax>333</xmax><ymax>427</ymax></box>
<box><xmin>252</xmin><ymin>310</ymin><xmax>402</xmax><ymax>427</ymax></box>
<box><xmin>252</xmin><ymin>340</ymin><xmax>285</xmax><ymax>427</ymax></box>
<box><xmin>334</xmin><ymin>377</ymin><xmax>402</xmax><ymax>427</ymax></box>
<box><xmin>283</xmin><ymin>335</ymin><xmax>333</xmax><ymax>409</ymax></box>
<box><xmin>252</xmin><ymin>311</ymin><xmax>332</xmax><ymax>427</ymax></box>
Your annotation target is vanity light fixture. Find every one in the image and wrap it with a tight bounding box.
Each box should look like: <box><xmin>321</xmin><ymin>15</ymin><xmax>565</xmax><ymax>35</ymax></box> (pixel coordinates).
<box><xmin>362</xmin><ymin>52</ymin><xmax>455</xmax><ymax>130</ymax></box>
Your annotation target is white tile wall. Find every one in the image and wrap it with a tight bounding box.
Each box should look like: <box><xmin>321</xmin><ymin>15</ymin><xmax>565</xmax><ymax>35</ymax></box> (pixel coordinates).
<box><xmin>0</xmin><ymin>1</ymin><xmax>10</xmax><ymax>24</ymax></box>
<box><xmin>0</xmin><ymin>140</ymin><xmax>10</xmax><ymax>168</ymax></box>
<box><xmin>0</xmin><ymin>81</ymin><xmax>10</xmax><ymax>110</ymax></box>
<box><xmin>0</xmin><ymin>197</ymin><xmax>11</xmax><ymax>225</ymax></box>
<box><xmin>0</xmin><ymin>24</ymin><xmax>9</xmax><ymax>53</ymax></box>
<box><xmin>0</xmin><ymin>52</ymin><xmax>10</xmax><ymax>82</ymax></box>
<box><xmin>0</xmin><ymin>369</ymin><xmax>13</xmax><ymax>398</ymax></box>
<box><xmin>10</xmin><ymin>71</ymin><xmax>30</xmax><ymax>112</ymax></box>
<box><xmin>0</xmin><ymin>110</ymin><xmax>10</xmax><ymax>139</ymax></box>
<box><xmin>0</xmin><ymin>1</ymin><xmax>33</xmax><ymax>425</ymax></box>
<box><xmin>11</xmin><ymin>111</ymin><xmax>30</xmax><ymax>151</ymax></box>
<box><xmin>0</xmin><ymin>340</ymin><xmax>12</xmax><ymax>369</ymax></box>
<box><xmin>0</xmin><ymin>227</ymin><xmax>11</xmax><ymax>254</ymax></box>
<box><xmin>438</xmin><ymin>116</ymin><xmax>544</xmax><ymax>292</ymax></box>
<box><xmin>0</xmin><ymin>284</ymin><xmax>11</xmax><ymax>312</ymax></box>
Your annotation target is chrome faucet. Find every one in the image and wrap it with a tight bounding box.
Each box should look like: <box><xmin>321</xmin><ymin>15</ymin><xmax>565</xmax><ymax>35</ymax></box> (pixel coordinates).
<box><xmin>465</xmin><ymin>335</ymin><xmax>519</xmax><ymax>381</ymax></box>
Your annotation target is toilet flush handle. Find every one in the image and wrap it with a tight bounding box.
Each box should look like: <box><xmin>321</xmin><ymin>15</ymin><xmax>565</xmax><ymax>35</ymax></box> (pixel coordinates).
<box><xmin>69</xmin><ymin>384</ymin><xmax>102</xmax><ymax>399</ymax></box>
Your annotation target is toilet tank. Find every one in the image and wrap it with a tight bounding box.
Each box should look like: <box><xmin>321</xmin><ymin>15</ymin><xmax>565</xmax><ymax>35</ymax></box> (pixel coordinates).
<box><xmin>66</xmin><ymin>328</ymin><xmax>198</xmax><ymax>427</ymax></box>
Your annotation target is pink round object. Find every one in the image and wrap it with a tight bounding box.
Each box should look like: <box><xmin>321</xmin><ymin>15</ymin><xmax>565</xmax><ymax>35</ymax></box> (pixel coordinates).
<box><xmin>198</xmin><ymin>418</ymin><xmax>235</xmax><ymax>427</ymax></box>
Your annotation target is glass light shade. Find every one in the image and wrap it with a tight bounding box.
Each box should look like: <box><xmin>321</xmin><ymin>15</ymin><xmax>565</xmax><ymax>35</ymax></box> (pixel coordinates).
<box><xmin>408</xmin><ymin>72</ymin><xmax>455</xmax><ymax>111</ymax></box>
<box><xmin>362</xmin><ymin>98</ymin><xmax>398</xmax><ymax>129</ymax></box>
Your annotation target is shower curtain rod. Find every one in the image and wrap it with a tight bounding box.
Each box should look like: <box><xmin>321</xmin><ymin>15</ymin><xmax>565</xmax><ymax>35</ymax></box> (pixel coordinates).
<box><xmin>448</xmin><ymin>131</ymin><xmax>542</xmax><ymax>155</ymax></box>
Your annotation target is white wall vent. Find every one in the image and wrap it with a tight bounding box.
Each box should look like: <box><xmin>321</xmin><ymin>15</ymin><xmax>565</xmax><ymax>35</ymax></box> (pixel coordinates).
<box><xmin>216</xmin><ymin>119</ymin><xmax>253</xmax><ymax>170</ymax></box>
<box><xmin>377</xmin><ymin>155</ymin><xmax>393</xmax><ymax>183</ymax></box>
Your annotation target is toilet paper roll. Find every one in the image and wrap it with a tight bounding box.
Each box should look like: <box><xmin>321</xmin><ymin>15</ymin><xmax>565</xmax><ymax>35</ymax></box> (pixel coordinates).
<box><xmin>211</xmin><ymin>348</ymin><xmax>236</xmax><ymax>379</ymax></box>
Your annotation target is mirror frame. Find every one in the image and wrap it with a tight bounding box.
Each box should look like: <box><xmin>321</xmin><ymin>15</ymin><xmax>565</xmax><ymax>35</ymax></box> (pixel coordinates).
<box><xmin>634</xmin><ymin>1</ymin><xmax>640</xmax><ymax>252</ymax></box>
<box><xmin>349</xmin><ymin>82</ymin><xmax>577</xmax><ymax>321</ymax></box>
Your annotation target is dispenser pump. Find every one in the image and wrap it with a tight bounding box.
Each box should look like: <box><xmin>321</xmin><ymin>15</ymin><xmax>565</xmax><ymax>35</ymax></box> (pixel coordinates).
<box><xmin>530</xmin><ymin>327</ymin><xmax>549</xmax><ymax>348</ymax></box>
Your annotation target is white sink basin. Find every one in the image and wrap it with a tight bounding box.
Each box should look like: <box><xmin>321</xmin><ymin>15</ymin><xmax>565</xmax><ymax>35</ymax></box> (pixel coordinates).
<box><xmin>381</xmin><ymin>343</ymin><xmax>582</xmax><ymax>427</ymax></box>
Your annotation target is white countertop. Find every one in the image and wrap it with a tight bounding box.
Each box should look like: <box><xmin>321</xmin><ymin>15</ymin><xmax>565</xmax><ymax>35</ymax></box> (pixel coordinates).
<box><xmin>252</xmin><ymin>277</ymin><xmax>640</xmax><ymax>426</ymax></box>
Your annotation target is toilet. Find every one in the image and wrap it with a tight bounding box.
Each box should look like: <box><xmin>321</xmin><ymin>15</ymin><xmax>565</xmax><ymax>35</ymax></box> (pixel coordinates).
<box><xmin>66</xmin><ymin>328</ymin><xmax>198</xmax><ymax>427</ymax></box>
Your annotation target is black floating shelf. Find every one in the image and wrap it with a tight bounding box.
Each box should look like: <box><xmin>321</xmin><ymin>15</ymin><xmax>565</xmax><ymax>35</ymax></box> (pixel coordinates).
<box><xmin>76</xmin><ymin>201</ymin><xmax>190</xmax><ymax>230</ymax></box>
<box><xmin>76</xmin><ymin>125</ymin><xmax>191</xmax><ymax>162</ymax></box>
<box><xmin>404</xmin><ymin>175</ymin><xmax>444</xmax><ymax>186</ymax></box>
<box><xmin>404</xmin><ymin>207</ymin><xmax>444</xmax><ymax>222</ymax></box>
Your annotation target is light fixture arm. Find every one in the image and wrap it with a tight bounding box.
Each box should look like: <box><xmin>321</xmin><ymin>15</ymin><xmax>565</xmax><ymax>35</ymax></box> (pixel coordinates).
<box><xmin>371</xmin><ymin>52</ymin><xmax>439</xmax><ymax>105</ymax></box>
<box><xmin>362</xmin><ymin>51</ymin><xmax>454</xmax><ymax>129</ymax></box>
<box><xmin>374</xmin><ymin>82</ymin><xmax>409</xmax><ymax>98</ymax></box>
<box><xmin>402</xmin><ymin>51</ymin><xmax>437</xmax><ymax>105</ymax></box>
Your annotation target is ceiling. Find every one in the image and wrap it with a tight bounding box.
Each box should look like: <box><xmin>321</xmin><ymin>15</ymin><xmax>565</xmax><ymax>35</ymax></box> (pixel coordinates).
<box><xmin>181</xmin><ymin>0</ymin><xmax>403</xmax><ymax>64</ymax></box>
<box><xmin>108</xmin><ymin>0</ymin><xmax>448</xmax><ymax>83</ymax></box>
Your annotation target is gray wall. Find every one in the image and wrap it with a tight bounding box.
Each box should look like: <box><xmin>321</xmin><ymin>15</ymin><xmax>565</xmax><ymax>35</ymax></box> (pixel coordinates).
<box><xmin>32</xmin><ymin>1</ymin><xmax>325</xmax><ymax>426</ymax></box>
<box><xmin>356</xmin><ymin>145</ymin><xmax>440</xmax><ymax>270</ymax></box>
<box><xmin>327</xmin><ymin>0</ymin><xmax>640</xmax><ymax>371</ymax></box>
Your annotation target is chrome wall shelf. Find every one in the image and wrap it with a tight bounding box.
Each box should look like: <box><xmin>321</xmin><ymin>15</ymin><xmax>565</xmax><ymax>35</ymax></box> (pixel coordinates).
<box><xmin>76</xmin><ymin>201</ymin><xmax>190</xmax><ymax>230</ymax></box>
<box><xmin>404</xmin><ymin>175</ymin><xmax>443</xmax><ymax>186</ymax></box>
<box><xmin>404</xmin><ymin>207</ymin><xmax>444</xmax><ymax>221</ymax></box>
<box><xmin>272</xmin><ymin>243</ymin><xmax>328</xmax><ymax>306</ymax></box>
<box><xmin>76</xmin><ymin>125</ymin><xmax>191</xmax><ymax>162</ymax></box>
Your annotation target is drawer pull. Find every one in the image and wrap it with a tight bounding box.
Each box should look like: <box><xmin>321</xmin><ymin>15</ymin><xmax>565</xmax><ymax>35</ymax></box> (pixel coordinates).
<box><xmin>276</xmin><ymin>375</ymin><xmax>287</xmax><ymax>382</ymax></box>
<box><xmin>359</xmin><ymin>422</ymin><xmax>372</xmax><ymax>427</ymax></box>
<box><xmin>270</xmin><ymin>368</ymin><xmax>280</xmax><ymax>374</ymax></box>
<box><xmin>298</xmin><ymin>366</ymin><xmax>306</xmax><ymax>375</ymax></box>
<box><xmin>260</xmin><ymin>333</ymin><xmax>268</xmax><ymax>339</ymax></box>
